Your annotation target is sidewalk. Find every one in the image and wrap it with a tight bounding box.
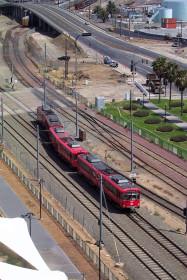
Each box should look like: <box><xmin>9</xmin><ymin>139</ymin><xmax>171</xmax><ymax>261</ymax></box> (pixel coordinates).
<box><xmin>141</xmin><ymin>99</ymin><xmax>187</xmax><ymax>132</ymax></box>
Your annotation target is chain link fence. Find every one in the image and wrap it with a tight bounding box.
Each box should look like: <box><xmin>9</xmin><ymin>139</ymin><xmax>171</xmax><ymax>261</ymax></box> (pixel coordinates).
<box><xmin>0</xmin><ymin>143</ymin><xmax>119</xmax><ymax>280</ymax></box>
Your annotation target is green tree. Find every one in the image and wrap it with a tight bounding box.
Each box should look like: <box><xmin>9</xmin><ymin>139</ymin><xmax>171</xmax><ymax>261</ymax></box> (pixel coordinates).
<box><xmin>106</xmin><ymin>1</ymin><xmax>116</xmax><ymax>18</ymax></box>
<box><xmin>93</xmin><ymin>5</ymin><xmax>102</xmax><ymax>15</ymax></box>
<box><xmin>175</xmin><ymin>69</ymin><xmax>187</xmax><ymax>116</ymax></box>
<box><xmin>164</xmin><ymin>61</ymin><xmax>180</xmax><ymax>110</ymax></box>
<box><xmin>98</xmin><ymin>9</ymin><xmax>109</xmax><ymax>23</ymax></box>
<box><xmin>152</xmin><ymin>56</ymin><xmax>167</xmax><ymax>103</ymax></box>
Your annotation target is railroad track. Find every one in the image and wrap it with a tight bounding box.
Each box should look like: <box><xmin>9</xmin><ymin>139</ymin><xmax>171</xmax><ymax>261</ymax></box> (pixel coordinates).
<box><xmin>2</xmin><ymin>27</ymin><xmax>43</xmax><ymax>88</ymax></box>
<box><xmin>0</xmin><ymin>86</ymin><xmax>185</xmax><ymax>220</ymax></box>
<box><xmin>1</xmin><ymin>25</ymin><xmax>187</xmax><ymax>279</ymax></box>
<box><xmin>54</xmin><ymin>106</ymin><xmax>187</xmax><ymax>196</ymax></box>
<box><xmin>1</xmin><ymin>101</ymin><xmax>187</xmax><ymax>280</ymax></box>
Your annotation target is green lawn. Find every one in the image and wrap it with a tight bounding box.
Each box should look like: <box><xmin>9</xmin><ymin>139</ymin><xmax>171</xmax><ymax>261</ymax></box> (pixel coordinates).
<box><xmin>103</xmin><ymin>100</ymin><xmax>187</xmax><ymax>151</ymax></box>
<box><xmin>151</xmin><ymin>99</ymin><xmax>187</xmax><ymax>122</ymax></box>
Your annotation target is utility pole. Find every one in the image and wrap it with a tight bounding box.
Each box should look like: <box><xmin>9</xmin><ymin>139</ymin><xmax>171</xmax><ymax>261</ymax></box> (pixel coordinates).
<box><xmin>128</xmin><ymin>16</ymin><xmax>130</xmax><ymax>40</ymax></box>
<box><xmin>120</xmin><ymin>9</ymin><xmax>122</xmax><ymax>36</ymax></box>
<box><xmin>1</xmin><ymin>97</ymin><xmax>4</xmax><ymax>143</ymax></box>
<box><xmin>89</xmin><ymin>0</ymin><xmax>91</xmax><ymax>22</ymax></box>
<box><xmin>65</xmin><ymin>39</ymin><xmax>68</xmax><ymax>79</ymax></box>
<box><xmin>37</xmin><ymin>125</ymin><xmax>40</xmax><ymax>180</ymax></box>
<box><xmin>45</xmin><ymin>43</ymin><xmax>47</xmax><ymax>72</ymax></box>
<box><xmin>39</xmin><ymin>179</ymin><xmax>44</xmax><ymax>220</ymax></box>
<box><xmin>44</xmin><ymin>78</ymin><xmax>46</xmax><ymax>105</ymax></box>
<box><xmin>75</xmin><ymin>92</ymin><xmax>78</xmax><ymax>137</ymax></box>
<box><xmin>131</xmin><ymin>120</ymin><xmax>133</xmax><ymax>171</ymax></box>
<box><xmin>181</xmin><ymin>20</ymin><xmax>183</xmax><ymax>38</ymax></box>
<box><xmin>11</xmin><ymin>63</ymin><xmax>14</xmax><ymax>91</ymax></box>
<box><xmin>99</xmin><ymin>174</ymin><xmax>104</xmax><ymax>280</ymax></box>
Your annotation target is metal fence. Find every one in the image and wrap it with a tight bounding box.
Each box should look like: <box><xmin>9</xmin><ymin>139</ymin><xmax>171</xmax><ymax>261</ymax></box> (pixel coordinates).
<box><xmin>100</xmin><ymin>109</ymin><xmax>187</xmax><ymax>160</ymax></box>
<box><xmin>0</xmin><ymin>150</ymin><xmax>119</xmax><ymax>280</ymax></box>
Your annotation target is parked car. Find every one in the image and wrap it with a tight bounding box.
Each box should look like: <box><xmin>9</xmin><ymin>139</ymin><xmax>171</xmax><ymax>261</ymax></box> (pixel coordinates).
<box><xmin>85</xmin><ymin>21</ymin><xmax>90</xmax><ymax>25</ymax></box>
<box><xmin>103</xmin><ymin>56</ymin><xmax>112</xmax><ymax>64</ymax></box>
<box><xmin>110</xmin><ymin>61</ymin><xmax>118</xmax><ymax>68</ymax></box>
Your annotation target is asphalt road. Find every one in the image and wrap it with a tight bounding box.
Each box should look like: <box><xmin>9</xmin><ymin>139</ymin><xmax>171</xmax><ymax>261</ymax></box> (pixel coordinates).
<box><xmin>16</xmin><ymin>3</ymin><xmax>187</xmax><ymax>76</ymax></box>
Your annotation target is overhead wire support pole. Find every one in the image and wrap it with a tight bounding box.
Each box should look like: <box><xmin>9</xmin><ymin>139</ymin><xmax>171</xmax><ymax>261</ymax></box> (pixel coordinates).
<box><xmin>75</xmin><ymin>92</ymin><xmax>78</xmax><ymax>137</ymax></box>
<box><xmin>39</xmin><ymin>179</ymin><xmax>44</xmax><ymax>220</ymax></box>
<box><xmin>1</xmin><ymin>97</ymin><xmax>4</xmax><ymax>143</ymax></box>
<box><xmin>99</xmin><ymin>174</ymin><xmax>104</xmax><ymax>280</ymax></box>
<box><xmin>45</xmin><ymin>43</ymin><xmax>47</xmax><ymax>72</ymax></box>
<box><xmin>44</xmin><ymin>78</ymin><xmax>46</xmax><ymax>105</ymax></box>
<box><xmin>131</xmin><ymin>120</ymin><xmax>133</xmax><ymax>171</ymax></box>
<box><xmin>11</xmin><ymin>63</ymin><xmax>14</xmax><ymax>91</ymax></box>
<box><xmin>37</xmin><ymin>125</ymin><xmax>40</xmax><ymax>180</ymax></box>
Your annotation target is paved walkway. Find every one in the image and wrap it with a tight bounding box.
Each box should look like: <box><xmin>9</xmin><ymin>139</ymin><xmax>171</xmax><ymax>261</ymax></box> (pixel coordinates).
<box><xmin>141</xmin><ymin>99</ymin><xmax>187</xmax><ymax>132</ymax></box>
<box><xmin>0</xmin><ymin>176</ymin><xmax>83</xmax><ymax>280</ymax></box>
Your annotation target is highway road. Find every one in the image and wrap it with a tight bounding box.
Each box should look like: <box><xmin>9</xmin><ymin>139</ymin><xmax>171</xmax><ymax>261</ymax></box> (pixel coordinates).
<box><xmin>20</xmin><ymin>3</ymin><xmax>186</xmax><ymax>79</ymax></box>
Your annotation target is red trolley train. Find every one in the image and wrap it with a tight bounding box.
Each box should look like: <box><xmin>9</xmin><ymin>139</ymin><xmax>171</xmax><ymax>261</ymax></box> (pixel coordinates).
<box><xmin>37</xmin><ymin>105</ymin><xmax>62</xmax><ymax>130</ymax></box>
<box><xmin>49</xmin><ymin>125</ymin><xmax>88</xmax><ymax>168</ymax></box>
<box><xmin>77</xmin><ymin>154</ymin><xmax>140</xmax><ymax>209</ymax></box>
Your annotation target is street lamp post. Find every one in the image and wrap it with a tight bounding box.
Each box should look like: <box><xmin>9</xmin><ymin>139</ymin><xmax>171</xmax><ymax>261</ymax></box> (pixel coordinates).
<box><xmin>75</xmin><ymin>33</ymin><xmax>92</xmax><ymax>84</ymax></box>
<box><xmin>164</xmin><ymin>103</ymin><xmax>167</xmax><ymax>122</ymax></box>
<box><xmin>21</xmin><ymin>212</ymin><xmax>35</xmax><ymax>236</ymax></box>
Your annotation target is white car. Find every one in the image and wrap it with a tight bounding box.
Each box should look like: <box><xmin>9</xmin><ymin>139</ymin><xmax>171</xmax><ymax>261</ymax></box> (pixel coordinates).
<box><xmin>110</xmin><ymin>61</ymin><xmax>118</xmax><ymax>68</ymax></box>
<box><xmin>85</xmin><ymin>22</ymin><xmax>90</xmax><ymax>25</ymax></box>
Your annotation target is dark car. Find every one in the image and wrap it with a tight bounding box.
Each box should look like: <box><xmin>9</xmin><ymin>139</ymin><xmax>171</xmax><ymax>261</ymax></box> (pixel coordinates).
<box><xmin>103</xmin><ymin>56</ymin><xmax>112</xmax><ymax>64</ymax></box>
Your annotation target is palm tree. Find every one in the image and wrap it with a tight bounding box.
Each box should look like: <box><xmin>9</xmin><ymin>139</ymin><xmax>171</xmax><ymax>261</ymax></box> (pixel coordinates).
<box><xmin>93</xmin><ymin>5</ymin><xmax>102</xmax><ymax>15</ymax></box>
<box><xmin>106</xmin><ymin>1</ymin><xmax>116</xmax><ymax>18</ymax></box>
<box><xmin>152</xmin><ymin>57</ymin><xmax>167</xmax><ymax>103</ymax></box>
<box><xmin>98</xmin><ymin>9</ymin><xmax>109</xmax><ymax>23</ymax></box>
<box><xmin>164</xmin><ymin>61</ymin><xmax>180</xmax><ymax>110</ymax></box>
<box><xmin>175</xmin><ymin>69</ymin><xmax>187</xmax><ymax>116</ymax></box>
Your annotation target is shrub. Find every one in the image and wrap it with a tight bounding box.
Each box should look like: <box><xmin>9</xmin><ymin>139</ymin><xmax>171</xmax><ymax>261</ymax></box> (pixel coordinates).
<box><xmin>133</xmin><ymin>111</ymin><xmax>149</xmax><ymax>117</ymax></box>
<box><xmin>123</xmin><ymin>105</ymin><xmax>138</xmax><ymax>110</ymax></box>
<box><xmin>171</xmin><ymin>102</ymin><xmax>184</xmax><ymax>107</ymax></box>
<box><xmin>144</xmin><ymin>118</ymin><xmax>161</xmax><ymax>124</ymax></box>
<box><xmin>183</xmin><ymin>108</ymin><xmax>187</xmax><ymax>113</ymax></box>
<box><xmin>170</xmin><ymin>135</ymin><xmax>187</xmax><ymax>142</ymax></box>
<box><xmin>156</xmin><ymin>126</ymin><xmax>174</xmax><ymax>132</ymax></box>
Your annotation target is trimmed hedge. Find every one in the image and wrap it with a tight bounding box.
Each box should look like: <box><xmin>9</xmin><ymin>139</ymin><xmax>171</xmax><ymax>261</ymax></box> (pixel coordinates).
<box><xmin>170</xmin><ymin>135</ymin><xmax>187</xmax><ymax>142</ymax></box>
<box><xmin>171</xmin><ymin>102</ymin><xmax>184</xmax><ymax>107</ymax></box>
<box><xmin>144</xmin><ymin>118</ymin><xmax>161</xmax><ymax>124</ymax></box>
<box><xmin>123</xmin><ymin>105</ymin><xmax>138</xmax><ymax>110</ymax></box>
<box><xmin>156</xmin><ymin>125</ymin><xmax>174</xmax><ymax>132</ymax></box>
<box><xmin>133</xmin><ymin>111</ymin><xmax>149</xmax><ymax>117</ymax></box>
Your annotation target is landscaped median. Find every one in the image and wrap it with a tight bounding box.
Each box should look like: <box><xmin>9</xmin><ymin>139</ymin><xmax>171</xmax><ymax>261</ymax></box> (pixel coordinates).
<box><xmin>99</xmin><ymin>100</ymin><xmax>187</xmax><ymax>159</ymax></box>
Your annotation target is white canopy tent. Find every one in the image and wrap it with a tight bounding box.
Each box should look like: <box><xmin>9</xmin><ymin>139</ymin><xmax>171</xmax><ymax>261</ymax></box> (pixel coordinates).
<box><xmin>0</xmin><ymin>217</ymin><xmax>50</xmax><ymax>271</ymax></box>
<box><xmin>0</xmin><ymin>218</ymin><xmax>68</xmax><ymax>280</ymax></box>
<box><xmin>0</xmin><ymin>262</ymin><xmax>68</xmax><ymax>280</ymax></box>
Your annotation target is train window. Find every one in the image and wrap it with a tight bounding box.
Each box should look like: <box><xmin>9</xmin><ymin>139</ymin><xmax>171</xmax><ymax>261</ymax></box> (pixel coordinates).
<box><xmin>123</xmin><ymin>192</ymin><xmax>140</xmax><ymax>200</ymax></box>
<box><xmin>105</xmin><ymin>181</ymin><xmax>116</xmax><ymax>195</ymax></box>
<box><xmin>117</xmin><ymin>191</ymin><xmax>122</xmax><ymax>198</ymax></box>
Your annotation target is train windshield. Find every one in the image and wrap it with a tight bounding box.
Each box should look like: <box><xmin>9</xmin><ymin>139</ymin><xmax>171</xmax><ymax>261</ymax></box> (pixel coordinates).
<box><xmin>123</xmin><ymin>192</ymin><xmax>140</xmax><ymax>201</ymax></box>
